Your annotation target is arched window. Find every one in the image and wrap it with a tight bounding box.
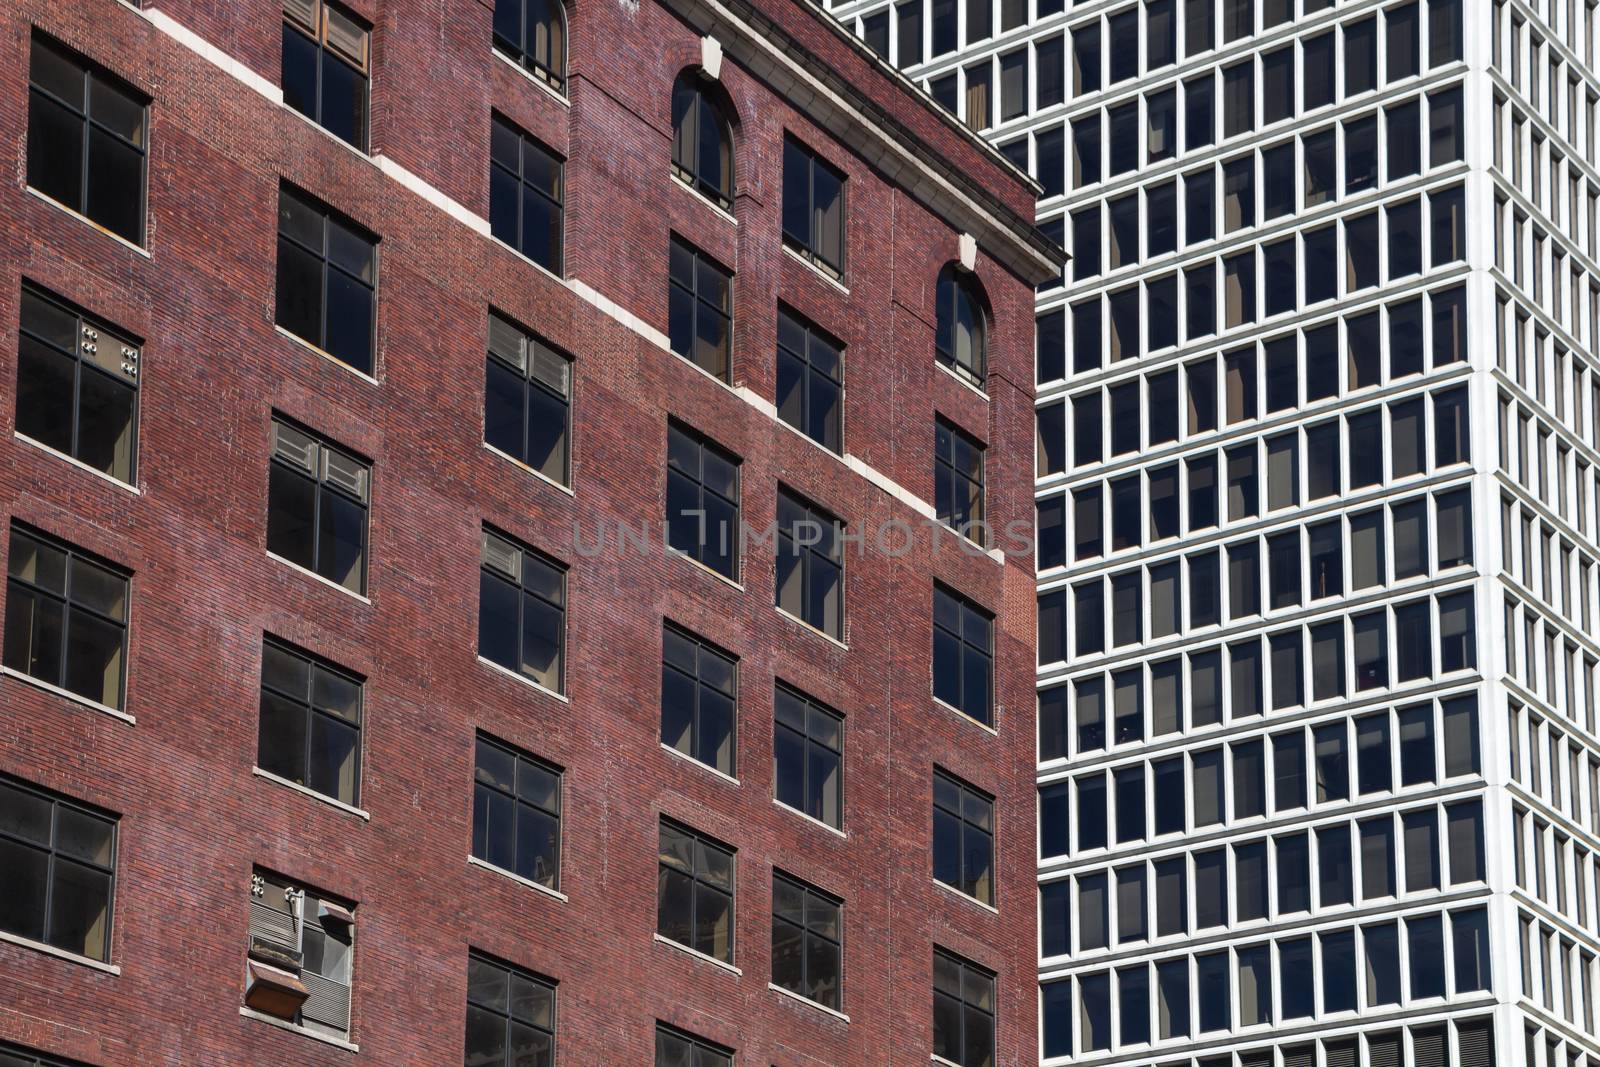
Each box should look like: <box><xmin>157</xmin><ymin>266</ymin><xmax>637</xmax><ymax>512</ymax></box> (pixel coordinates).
<box><xmin>493</xmin><ymin>0</ymin><xmax>566</xmax><ymax>93</ymax></box>
<box><xmin>672</xmin><ymin>71</ymin><xmax>734</xmax><ymax>209</ymax></box>
<box><xmin>935</xmin><ymin>266</ymin><xmax>986</xmax><ymax>385</ymax></box>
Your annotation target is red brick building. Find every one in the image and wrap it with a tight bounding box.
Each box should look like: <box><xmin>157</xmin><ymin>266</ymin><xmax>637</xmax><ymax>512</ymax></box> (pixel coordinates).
<box><xmin>0</xmin><ymin>0</ymin><xmax>1059</xmax><ymax>1063</ymax></box>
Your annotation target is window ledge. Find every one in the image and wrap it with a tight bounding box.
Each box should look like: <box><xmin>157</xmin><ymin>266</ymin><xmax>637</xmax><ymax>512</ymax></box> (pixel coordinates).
<box><xmin>0</xmin><ymin>929</ymin><xmax>120</xmax><ymax>974</ymax></box>
<box><xmin>768</xmin><ymin>981</ymin><xmax>849</xmax><ymax>1022</ymax></box>
<box><xmin>668</xmin><ymin>548</ymin><xmax>745</xmax><ymax>591</ymax></box>
<box><xmin>475</xmin><ymin>655</ymin><xmax>570</xmax><ymax>703</ymax></box>
<box><xmin>660</xmin><ymin>742</ymin><xmax>741</xmax><ymax>785</ymax></box>
<box><xmin>933</xmin><ymin>877</ymin><xmax>998</xmax><ymax>915</ymax></box>
<box><xmin>482</xmin><ymin>442</ymin><xmax>576</xmax><ymax>497</ymax></box>
<box><xmin>931</xmin><ymin>695</ymin><xmax>998</xmax><ymax>736</ymax></box>
<box><xmin>13</xmin><ymin>433</ymin><xmax>141</xmax><ymax>495</ymax></box>
<box><xmin>774</xmin><ymin>606</ymin><xmax>849</xmax><ymax>651</ymax></box>
<box><xmin>652</xmin><ymin>933</ymin><xmax>741</xmax><ymax>975</ymax></box>
<box><xmin>672</xmin><ymin>173</ymin><xmax>738</xmax><ymax>225</ymax></box>
<box><xmin>239</xmin><ymin>1006</ymin><xmax>359</xmax><ymax>1052</ymax></box>
<box><xmin>25</xmin><ymin>187</ymin><xmax>151</xmax><ymax>258</ymax></box>
<box><xmin>492</xmin><ymin>48</ymin><xmax>571</xmax><ymax>108</ymax></box>
<box><xmin>782</xmin><ymin>243</ymin><xmax>850</xmax><ymax>295</ymax></box>
<box><xmin>492</xmin><ymin>235</ymin><xmax>567</xmax><ymax>288</ymax></box>
<box><xmin>266</xmin><ymin>552</ymin><xmax>372</xmax><ymax>604</ymax></box>
<box><xmin>0</xmin><ymin>666</ymin><xmax>133</xmax><ymax>724</ymax></box>
<box><xmin>252</xmin><ymin>767</ymin><xmax>370</xmax><ymax>820</ymax></box>
<box><xmin>271</xmin><ymin>325</ymin><xmax>380</xmax><ymax>385</ymax></box>
<box><xmin>934</xmin><ymin>360</ymin><xmax>989</xmax><ymax>400</ymax></box>
<box><xmin>467</xmin><ymin>854</ymin><xmax>569</xmax><ymax>902</ymax></box>
<box><xmin>772</xmin><ymin>798</ymin><xmax>847</xmax><ymax>839</ymax></box>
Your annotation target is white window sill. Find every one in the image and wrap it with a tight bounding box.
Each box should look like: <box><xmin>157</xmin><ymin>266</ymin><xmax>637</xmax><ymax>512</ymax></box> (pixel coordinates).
<box><xmin>933</xmin><ymin>877</ymin><xmax>998</xmax><ymax>915</ymax></box>
<box><xmin>660</xmin><ymin>741</ymin><xmax>741</xmax><ymax>785</ymax></box>
<box><xmin>782</xmin><ymin>243</ymin><xmax>849</xmax><ymax>294</ymax></box>
<box><xmin>491</xmin><ymin>234</ymin><xmax>567</xmax><ymax>288</ymax></box>
<box><xmin>267</xmin><ymin>552</ymin><xmax>371</xmax><ymax>604</ymax></box>
<box><xmin>271</xmin><ymin>325</ymin><xmax>380</xmax><ymax>386</ymax></box>
<box><xmin>652</xmin><ymin>932</ymin><xmax>741</xmax><ymax>975</ymax></box>
<box><xmin>934</xmin><ymin>360</ymin><xmax>988</xmax><ymax>400</ymax></box>
<box><xmin>476</xmin><ymin>655</ymin><xmax>570</xmax><ymax>703</ymax></box>
<box><xmin>252</xmin><ymin>767</ymin><xmax>369</xmax><ymax>820</ymax></box>
<box><xmin>239</xmin><ymin>1006</ymin><xmax>359</xmax><ymax>1052</ymax></box>
<box><xmin>668</xmin><ymin>547</ymin><xmax>744</xmax><ymax>591</ymax></box>
<box><xmin>14</xmin><ymin>433</ymin><xmax>141</xmax><ymax>495</ymax></box>
<box><xmin>492</xmin><ymin>48</ymin><xmax>571</xmax><ymax>108</ymax></box>
<box><xmin>773</xmin><ymin>798</ymin><xmax>847</xmax><ymax>839</ymax></box>
<box><xmin>483</xmin><ymin>442</ymin><xmax>575</xmax><ymax>497</ymax></box>
<box><xmin>0</xmin><ymin>929</ymin><xmax>120</xmax><ymax>974</ymax></box>
<box><xmin>768</xmin><ymin>981</ymin><xmax>850</xmax><ymax>1022</ymax></box>
<box><xmin>467</xmin><ymin>855</ymin><xmax>569</xmax><ymax>902</ymax></box>
<box><xmin>1</xmin><ymin>666</ymin><xmax>134</xmax><ymax>724</ymax></box>
<box><xmin>25</xmin><ymin>187</ymin><xmax>151</xmax><ymax>258</ymax></box>
<box><xmin>775</xmin><ymin>606</ymin><xmax>849</xmax><ymax>650</ymax></box>
<box><xmin>672</xmin><ymin>173</ymin><xmax>738</xmax><ymax>224</ymax></box>
<box><xmin>931</xmin><ymin>696</ymin><xmax>998</xmax><ymax>736</ymax></box>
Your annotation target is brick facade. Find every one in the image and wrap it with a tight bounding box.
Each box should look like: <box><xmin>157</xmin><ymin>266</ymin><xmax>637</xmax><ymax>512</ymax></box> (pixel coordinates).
<box><xmin>0</xmin><ymin>0</ymin><xmax>1054</xmax><ymax>1063</ymax></box>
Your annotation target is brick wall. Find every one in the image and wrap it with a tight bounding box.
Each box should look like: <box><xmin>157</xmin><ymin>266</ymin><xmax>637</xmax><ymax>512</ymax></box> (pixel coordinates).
<box><xmin>0</xmin><ymin>0</ymin><xmax>1043</xmax><ymax>1062</ymax></box>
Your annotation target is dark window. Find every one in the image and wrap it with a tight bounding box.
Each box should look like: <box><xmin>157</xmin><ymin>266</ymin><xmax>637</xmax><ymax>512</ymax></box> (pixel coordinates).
<box><xmin>282</xmin><ymin>0</ymin><xmax>369</xmax><ymax>149</ymax></box>
<box><xmin>257</xmin><ymin>639</ymin><xmax>362</xmax><ymax>807</ymax></box>
<box><xmin>774</xmin><ymin>682</ymin><xmax>843</xmax><ymax>828</ymax></box>
<box><xmin>16</xmin><ymin>285</ymin><xmax>139</xmax><ymax>483</ymax></box>
<box><xmin>27</xmin><ymin>35</ymin><xmax>147</xmax><ymax>245</ymax></box>
<box><xmin>776</xmin><ymin>489</ymin><xmax>843</xmax><ymax>639</ymax></box>
<box><xmin>275</xmin><ymin>185</ymin><xmax>377</xmax><ymax>374</ymax></box>
<box><xmin>672</xmin><ymin>71</ymin><xmax>734</xmax><ymax>209</ymax></box>
<box><xmin>244</xmin><ymin>869</ymin><xmax>354</xmax><ymax>1035</ymax></box>
<box><xmin>267</xmin><ymin>418</ymin><xmax>369</xmax><ymax>594</ymax></box>
<box><xmin>782</xmin><ymin>137</ymin><xmax>846</xmax><ymax>278</ymax></box>
<box><xmin>666</xmin><ymin>422</ymin><xmax>740</xmax><ymax>580</ymax></box>
<box><xmin>472</xmin><ymin>734</ymin><xmax>561</xmax><ymax>889</ymax></box>
<box><xmin>932</xmin><ymin>948</ymin><xmax>995</xmax><ymax>1067</ymax></box>
<box><xmin>933</xmin><ymin>769</ymin><xmax>994</xmax><ymax>904</ymax></box>
<box><xmin>933</xmin><ymin>584</ymin><xmax>994</xmax><ymax>724</ymax></box>
<box><xmin>771</xmin><ymin>871</ymin><xmax>842</xmax><ymax>1010</ymax></box>
<box><xmin>493</xmin><ymin>0</ymin><xmax>566</xmax><ymax>91</ymax></box>
<box><xmin>655</xmin><ymin>1024</ymin><xmax>731</xmax><ymax>1067</ymax></box>
<box><xmin>490</xmin><ymin>114</ymin><xmax>563</xmax><ymax>274</ymax></box>
<box><xmin>0</xmin><ymin>1042</ymin><xmax>93</xmax><ymax>1066</ymax></box>
<box><xmin>776</xmin><ymin>307</ymin><xmax>843</xmax><ymax>453</ymax></box>
<box><xmin>464</xmin><ymin>951</ymin><xmax>556</xmax><ymax>1067</ymax></box>
<box><xmin>657</xmin><ymin>820</ymin><xmax>734</xmax><ymax>963</ymax></box>
<box><xmin>478</xmin><ymin>527</ymin><xmax>565</xmax><ymax>692</ymax></box>
<box><xmin>661</xmin><ymin>624</ymin><xmax>737</xmax><ymax>776</ymax></box>
<box><xmin>485</xmin><ymin>311</ymin><xmax>571</xmax><ymax>484</ymax></box>
<box><xmin>668</xmin><ymin>237</ymin><xmax>732</xmax><ymax>380</ymax></box>
<box><xmin>936</xmin><ymin>265</ymin><xmax>987</xmax><ymax>385</ymax></box>
<box><xmin>0</xmin><ymin>775</ymin><xmax>116</xmax><ymax>963</ymax></box>
<box><xmin>936</xmin><ymin>418</ymin><xmax>986</xmax><ymax>540</ymax></box>
<box><xmin>863</xmin><ymin>11</ymin><xmax>891</xmax><ymax>56</ymax></box>
<box><xmin>4</xmin><ymin>525</ymin><xmax>128</xmax><ymax>710</ymax></box>
<box><xmin>899</xmin><ymin>0</ymin><xmax>925</xmax><ymax>64</ymax></box>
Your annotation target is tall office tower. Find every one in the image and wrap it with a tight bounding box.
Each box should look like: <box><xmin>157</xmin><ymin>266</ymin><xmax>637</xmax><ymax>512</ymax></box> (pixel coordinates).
<box><xmin>0</xmin><ymin>0</ymin><xmax>1059</xmax><ymax>1063</ymax></box>
<box><xmin>829</xmin><ymin>0</ymin><xmax>1600</xmax><ymax>1061</ymax></box>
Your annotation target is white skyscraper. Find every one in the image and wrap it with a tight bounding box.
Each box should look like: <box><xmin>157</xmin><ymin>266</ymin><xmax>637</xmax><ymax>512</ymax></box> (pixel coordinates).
<box><xmin>830</xmin><ymin>0</ymin><xmax>1600</xmax><ymax>1061</ymax></box>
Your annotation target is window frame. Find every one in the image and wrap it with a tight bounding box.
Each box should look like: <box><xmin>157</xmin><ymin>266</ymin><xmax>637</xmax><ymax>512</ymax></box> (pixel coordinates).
<box><xmin>773</xmin><ymin>681</ymin><xmax>844</xmax><ymax>829</ymax></box>
<box><xmin>935</xmin><ymin>416</ymin><xmax>986</xmax><ymax>541</ymax></box>
<box><xmin>656</xmin><ymin>818</ymin><xmax>737</xmax><ymax>964</ymax></box>
<box><xmin>492</xmin><ymin>0</ymin><xmax>568</xmax><ymax>92</ymax></box>
<box><xmin>478</xmin><ymin>526</ymin><xmax>567</xmax><ymax>694</ymax></box>
<box><xmin>281</xmin><ymin>0</ymin><xmax>371</xmax><ymax>150</ymax></box>
<box><xmin>257</xmin><ymin>636</ymin><xmax>364</xmax><ymax>808</ymax></box>
<box><xmin>471</xmin><ymin>733</ymin><xmax>564</xmax><ymax>891</ymax></box>
<box><xmin>3</xmin><ymin>523</ymin><xmax>130</xmax><ymax>711</ymax></box>
<box><xmin>16</xmin><ymin>283</ymin><xmax>140</xmax><ymax>484</ymax></box>
<box><xmin>665</xmin><ymin>421</ymin><xmax>741</xmax><ymax>581</ymax></box>
<box><xmin>274</xmin><ymin>184</ymin><xmax>378</xmax><ymax>375</ymax></box>
<box><xmin>668</xmin><ymin>236</ymin><xmax>734</xmax><ymax>381</ymax></box>
<box><xmin>935</xmin><ymin>265</ymin><xmax>988</xmax><ymax>386</ymax></box>
<box><xmin>932</xmin><ymin>946</ymin><xmax>996</xmax><ymax>1067</ymax></box>
<box><xmin>933</xmin><ymin>767</ymin><xmax>995</xmax><ymax>905</ymax></box>
<box><xmin>489</xmin><ymin>113</ymin><xmax>565</xmax><ymax>275</ymax></box>
<box><xmin>661</xmin><ymin>622</ymin><xmax>739</xmax><ymax>777</ymax></box>
<box><xmin>775</xmin><ymin>487</ymin><xmax>845</xmax><ymax>640</ymax></box>
<box><xmin>932</xmin><ymin>583</ymin><xmax>995</xmax><ymax>725</ymax></box>
<box><xmin>781</xmin><ymin>135</ymin><xmax>848</xmax><ymax>279</ymax></box>
<box><xmin>26</xmin><ymin>33</ymin><xmax>148</xmax><ymax>246</ymax></box>
<box><xmin>776</xmin><ymin>304</ymin><xmax>844</xmax><ymax>453</ymax></box>
<box><xmin>484</xmin><ymin>309</ymin><xmax>572</xmax><ymax>485</ymax></box>
<box><xmin>771</xmin><ymin>870</ymin><xmax>844</xmax><ymax>1011</ymax></box>
<box><xmin>0</xmin><ymin>774</ymin><xmax>118</xmax><ymax>964</ymax></box>
<box><xmin>464</xmin><ymin>950</ymin><xmax>558</xmax><ymax>1067</ymax></box>
<box><xmin>266</xmin><ymin>416</ymin><xmax>372</xmax><ymax>595</ymax></box>
<box><xmin>672</xmin><ymin>70</ymin><xmax>735</xmax><ymax>209</ymax></box>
